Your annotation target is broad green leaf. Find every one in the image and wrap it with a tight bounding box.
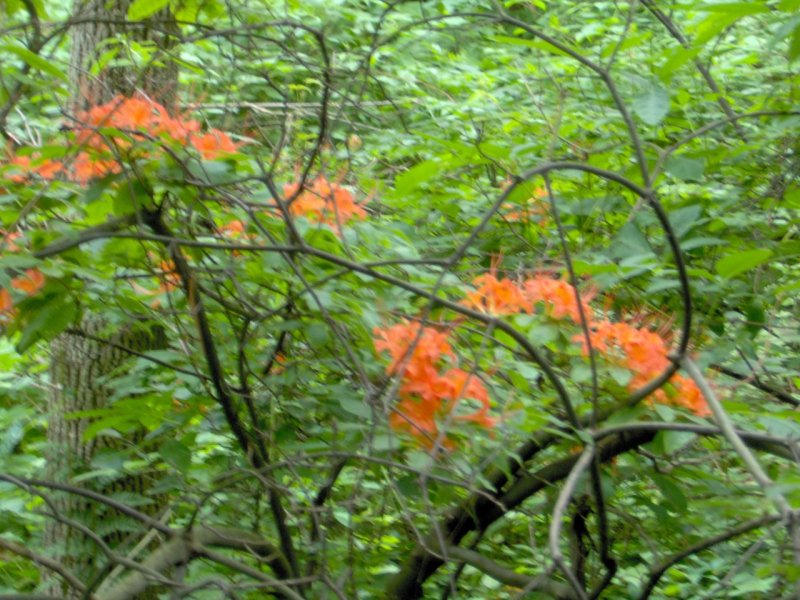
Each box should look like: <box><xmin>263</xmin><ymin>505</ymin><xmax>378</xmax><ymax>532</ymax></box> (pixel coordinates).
<box><xmin>632</xmin><ymin>82</ymin><xmax>670</xmax><ymax>126</ymax></box>
<box><xmin>665</xmin><ymin>156</ymin><xmax>705</xmax><ymax>182</ymax></box>
<box><xmin>658</xmin><ymin>46</ymin><xmax>702</xmax><ymax>79</ymax></box>
<box><xmin>695</xmin><ymin>3</ymin><xmax>770</xmax><ymax>16</ymax></box>
<box><xmin>160</xmin><ymin>439</ymin><xmax>192</xmax><ymax>473</ymax></box>
<box><xmin>652</xmin><ymin>474</ymin><xmax>688</xmax><ymax>513</ymax></box>
<box><xmin>16</xmin><ymin>295</ymin><xmax>78</xmax><ymax>353</ymax></box>
<box><xmin>660</xmin><ymin>430</ymin><xmax>697</xmax><ymax>455</ymax></box>
<box><xmin>489</xmin><ymin>34</ymin><xmax>581</xmax><ymax>59</ymax></box>
<box><xmin>609</xmin><ymin>222</ymin><xmax>653</xmax><ymax>259</ymax></box>
<box><xmin>128</xmin><ymin>0</ymin><xmax>171</xmax><ymax>20</ymax></box>
<box><xmin>790</xmin><ymin>27</ymin><xmax>800</xmax><ymax>61</ymax></box>
<box><xmin>394</xmin><ymin>159</ymin><xmax>444</xmax><ymax>196</ymax></box>
<box><xmin>692</xmin><ymin>12</ymin><xmax>741</xmax><ymax>46</ymax></box>
<box><xmin>1</xmin><ymin>45</ymin><xmax>68</xmax><ymax>82</ymax></box>
<box><xmin>339</xmin><ymin>397</ymin><xmax>371</xmax><ymax>419</ymax></box>
<box><xmin>715</xmin><ymin>248</ymin><xmax>773</xmax><ymax>278</ymax></box>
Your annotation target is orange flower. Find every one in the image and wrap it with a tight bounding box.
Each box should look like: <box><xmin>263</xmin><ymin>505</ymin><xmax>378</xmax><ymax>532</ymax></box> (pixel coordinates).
<box><xmin>190</xmin><ymin>129</ymin><xmax>239</xmax><ymax>159</ymax></box>
<box><xmin>374</xmin><ymin>320</ymin><xmax>495</xmax><ymax>448</ymax></box>
<box><xmin>158</xmin><ymin>260</ymin><xmax>180</xmax><ymax>292</ymax></box>
<box><xmin>11</xmin><ymin>269</ymin><xmax>45</xmax><ymax>295</ymax></box>
<box><xmin>463</xmin><ymin>271</ymin><xmax>592</xmax><ymax>323</ymax></box>
<box><xmin>672</xmin><ymin>374</ymin><xmax>711</xmax><ymax>416</ymax></box>
<box><xmin>464</xmin><ymin>273</ymin><xmax>531</xmax><ymax>315</ymax></box>
<box><xmin>389</xmin><ymin>395</ymin><xmax>443</xmax><ymax>443</ymax></box>
<box><xmin>373</xmin><ymin>320</ymin><xmax>454</xmax><ymax>377</ymax></box>
<box><xmin>6</xmin><ymin>154</ymin><xmax>62</xmax><ymax>183</ymax></box>
<box><xmin>281</xmin><ymin>176</ymin><xmax>368</xmax><ymax>233</ymax></box>
<box><xmin>75</xmin><ymin>94</ymin><xmax>168</xmax><ymax>132</ymax></box>
<box><xmin>1</xmin><ymin>230</ymin><xmax>21</xmax><ymax>252</ymax></box>
<box><xmin>219</xmin><ymin>219</ymin><xmax>246</xmax><ymax>236</ymax></box>
<box><xmin>72</xmin><ymin>152</ymin><xmax>121</xmax><ymax>184</ymax></box>
<box><xmin>156</xmin><ymin>115</ymin><xmax>201</xmax><ymax>141</ymax></box>
<box><xmin>0</xmin><ymin>288</ymin><xmax>12</xmax><ymax>314</ymax></box>
<box><xmin>69</xmin><ymin>96</ymin><xmax>233</xmax><ymax>184</ymax></box>
<box><xmin>523</xmin><ymin>275</ymin><xmax>593</xmax><ymax>324</ymax></box>
<box><xmin>439</xmin><ymin>368</ymin><xmax>496</xmax><ymax>427</ymax></box>
<box><xmin>577</xmin><ymin>320</ymin><xmax>709</xmax><ymax>416</ymax></box>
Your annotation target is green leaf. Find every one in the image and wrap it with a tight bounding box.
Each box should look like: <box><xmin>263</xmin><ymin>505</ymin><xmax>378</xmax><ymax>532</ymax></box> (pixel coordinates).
<box><xmin>16</xmin><ymin>295</ymin><xmax>78</xmax><ymax>353</ymax></box>
<box><xmin>695</xmin><ymin>3</ymin><xmax>770</xmax><ymax>16</ymax></box>
<box><xmin>160</xmin><ymin>440</ymin><xmax>192</xmax><ymax>473</ymax></box>
<box><xmin>0</xmin><ymin>44</ymin><xmax>68</xmax><ymax>82</ymax></box>
<box><xmin>128</xmin><ymin>0</ymin><xmax>171</xmax><ymax>20</ymax></box>
<box><xmin>668</xmin><ymin>204</ymin><xmax>704</xmax><ymax>238</ymax></box>
<box><xmin>665</xmin><ymin>156</ymin><xmax>705</xmax><ymax>182</ymax></box>
<box><xmin>632</xmin><ymin>82</ymin><xmax>670</xmax><ymax>126</ymax></box>
<box><xmin>339</xmin><ymin>397</ymin><xmax>372</xmax><ymax>419</ymax></box>
<box><xmin>610</xmin><ymin>222</ymin><xmax>653</xmax><ymax>259</ymax></box>
<box><xmin>715</xmin><ymin>248</ymin><xmax>772</xmax><ymax>279</ymax></box>
<box><xmin>489</xmin><ymin>34</ymin><xmax>581</xmax><ymax>59</ymax></box>
<box><xmin>394</xmin><ymin>159</ymin><xmax>443</xmax><ymax>196</ymax></box>
<box><xmin>790</xmin><ymin>27</ymin><xmax>800</xmax><ymax>62</ymax></box>
<box><xmin>660</xmin><ymin>431</ymin><xmax>696</xmax><ymax>455</ymax></box>
<box><xmin>652</xmin><ymin>474</ymin><xmax>688</xmax><ymax>513</ymax></box>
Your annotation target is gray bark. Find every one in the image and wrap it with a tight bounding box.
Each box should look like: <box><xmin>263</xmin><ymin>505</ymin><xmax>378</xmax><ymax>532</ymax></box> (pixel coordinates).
<box><xmin>69</xmin><ymin>0</ymin><xmax>179</xmax><ymax>111</ymax></box>
<box><xmin>43</xmin><ymin>0</ymin><xmax>179</xmax><ymax>596</ymax></box>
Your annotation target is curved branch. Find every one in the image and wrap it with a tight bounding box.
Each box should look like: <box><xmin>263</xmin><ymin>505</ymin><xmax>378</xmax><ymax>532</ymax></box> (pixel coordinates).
<box><xmin>444</xmin><ymin>545</ymin><xmax>576</xmax><ymax>599</ymax></box>
<box><xmin>635</xmin><ymin>514</ymin><xmax>781</xmax><ymax>600</ymax></box>
<box><xmin>386</xmin><ymin>430</ymin><xmax>655</xmax><ymax>598</ymax></box>
<box><xmin>0</xmin><ymin>538</ymin><xmax>86</xmax><ymax>597</ymax></box>
<box><xmin>100</xmin><ymin>525</ymin><xmax>298</xmax><ymax>600</ymax></box>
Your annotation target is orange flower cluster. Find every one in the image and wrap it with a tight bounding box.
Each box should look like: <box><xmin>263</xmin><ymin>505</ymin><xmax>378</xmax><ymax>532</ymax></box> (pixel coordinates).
<box><xmin>579</xmin><ymin>321</ymin><xmax>710</xmax><ymax>416</ymax></box>
<box><xmin>0</xmin><ymin>268</ymin><xmax>46</xmax><ymax>321</ymax></box>
<box><xmin>465</xmin><ymin>272</ymin><xmax>592</xmax><ymax>324</ymax></box>
<box><xmin>72</xmin><ymin>95</ymin><xmax>239</xmax><ymax>181</ymax></box>
<box><xmin>3</xmin><ymin>95</ymin><xmax>240</xmax><ymax>186</ymax></box>
<box><xmin>373</xmin><ymin>320</ymin><xmax>495</xmax><ymax>448</ymax></box>
<box><xmin>524</xmin><ymin>275</ymin><xmax>594</xmax><ymax>324</ymax></box>
<box><xmin>6</xmin><ymin>154</ymin><xmax>62</xmax><ymax>183</ymax></box>
<box><xmin>282</xmin><ymin>176</ymin><xmax>367</xmax><ymax>233</ymax></box>
<box><xmin>463</xmin><ymin>271</ymin><xmax>709</xmax><ymax>416</ymax></box>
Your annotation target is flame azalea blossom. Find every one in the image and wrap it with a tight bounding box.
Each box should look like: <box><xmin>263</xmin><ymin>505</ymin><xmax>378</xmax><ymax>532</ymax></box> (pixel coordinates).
<box><xmin>0</xmin><ymin>230</ymin><xmax>21</xmax><ymax>252</ymax></box>
<box><xmin>464</xmin><ymin>272</ymin><xmax>591</xmax><ymax>323</ymax></box>
<box><xmin>282</xmin><ymin>176</ymin><xmax>367</xmax><ymax>233</ymax></box>
<box><xmin>462</xmin><ymin>269</ymin><xmax>709</xmax><ymax>417</ymax></box>
<box><xmin>158</xmin><ymin>260</ymin><xmax>181</xmax><ymax>292</ymax></box>
<box><xmin>4</xmin><ymin>96</ymin><xmax>239</xmax><ymax>188</ymax></box>
<box><xmin>523</xmin><ymin>275</ymin><xmax>593</xmax><ymax>324</ymax></box>
<box><xmin>464</xmin><ymin>273</ymin><xmax>532</xmax><ymax>315</ymax></box>
<box><xmin>218</xmin><ymin>219</ymin><xmax>246</xmax><ymax>236</ymax></box>
<box><xmin>0</xmin><ymin>289</ymin><xmax>12</xmax><ymax>316</ymax></box>
<box><xmin>190</xmin><ymin>129</ymin><xmax>240</xmax><ymax>159</ymax></box>
<box><xmin>11</xmin><ymin>269</ymin><xmax>45</xmax><ymax>295</ymax></box>
<box><xmin>373</xmin><ymin>320</ymin><xmax>454</xmax><ymax>377</ymax></box>
<box><xmin>374</xmin><ymin>321</ymin><xmax>495</xmax><ymax>449</ymax></box>
<box><xmin>5</xmin><ymin>154</ymin><xmax>63</xmax><ymax>183</ymax></box>
<box><xmin>0</xmin><ymin>268</ymin><xmax>47</xmax><ymax>321</ymax></box>
<box><xmin>578</xmin><ymin>320</ymin><xmax>710</xmax><ymax>416</ymax></box>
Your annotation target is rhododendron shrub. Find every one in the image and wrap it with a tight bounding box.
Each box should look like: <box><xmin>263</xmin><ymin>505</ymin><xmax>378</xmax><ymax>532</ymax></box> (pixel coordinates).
<box><xmin>374</xmin><ymin>320</ymin><xmax>494</xmax><ymax>448</ymax></box>
<box><xmin>463</xmin><ymin>271</ymin><xmax>709</xmax><ymax>418</ymax></box>
<box><xmin>2</xmin><ymin>94</ymin><xmax>240</xmax><ymax>187</ymax></box>
<box><xmin>282</xmin><ymin>176</ymin><xmax>368</xmax><ymax>234</ymax></box>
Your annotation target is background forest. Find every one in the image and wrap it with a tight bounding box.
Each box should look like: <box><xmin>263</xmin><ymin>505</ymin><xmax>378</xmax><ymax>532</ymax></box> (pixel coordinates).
<box><xmin>0</xmin><ymin>0</ymin><xmax>799</xmax><ymax>598</ymax></box>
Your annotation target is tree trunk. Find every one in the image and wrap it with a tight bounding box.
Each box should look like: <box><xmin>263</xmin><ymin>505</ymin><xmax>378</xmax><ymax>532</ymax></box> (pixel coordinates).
<box><xmin>68</xmin><ymin>0</ymin><xmax>179</xmax><ymax>111</ymax></box>
<box><xmin>43</xmin><ymin>1</ymin><xmax>178</xmax><ymax>596</ymax></box>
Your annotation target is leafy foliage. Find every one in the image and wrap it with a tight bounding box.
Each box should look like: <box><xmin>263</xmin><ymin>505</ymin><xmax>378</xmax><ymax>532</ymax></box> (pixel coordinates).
<box><xmin>0</xmin><ymin>0</ymin><xmax>798</xmax><ymax>599</ymax></box>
